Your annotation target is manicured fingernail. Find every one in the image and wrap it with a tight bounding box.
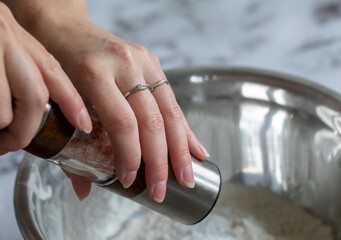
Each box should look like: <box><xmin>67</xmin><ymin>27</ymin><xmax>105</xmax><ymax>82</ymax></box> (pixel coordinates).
<box><xmin>153</xmin><ymin>181</ymin><xmax>167</xmax><ymax>203</ymax></box>
<box><xmin>122</xmin><ymin>171</ymin><xmax>137</xmax><ymax>188</ymax></box>
<box><xmin>183</xmin><ymin>165</ymin><xmax>195</xmax><ymax>188</ymax></box>
<box><xmin>79</xmin><ymin>107</ymin><xmax>92</xmax><ymax>134</ymax></box>
<box><xmin>198</xmin><ymin>142</ymin><xmax>210</xmax><ymax>158</ymax></box>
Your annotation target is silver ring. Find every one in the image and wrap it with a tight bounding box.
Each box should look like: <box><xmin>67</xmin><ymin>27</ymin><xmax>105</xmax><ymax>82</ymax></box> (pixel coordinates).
<box><xmin>151</xmin><ymin>79</ymin><xmax>169</xmax><ymax>92</ymax></box>
<box><xmin>124</xmin><ymin>83</ymin><xmax>152</xmax><ymax>98</ymax></box>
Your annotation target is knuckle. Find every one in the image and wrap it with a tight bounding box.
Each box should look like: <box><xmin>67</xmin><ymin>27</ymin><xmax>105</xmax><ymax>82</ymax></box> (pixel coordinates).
<box><xmin>113</xmin><ymin>114</ymin><xmax>136</xmax><ymax>131</ymax></box>
<box><xmin>70</xmin><ymin>91</ymin><xmax>84</xmax><ymax>109</ymax></box>
<box><xmin>148</xmin><ymin>52</ymin><xmax>161</xmax><ymax>65</ymax></box>
<box><xmin>106</xmin><ymin>41</ymin><xmax>135</xmax><ymax>67</ymax></box>
<box><xmin>0</xmin><ymin>14</ymin><xmax>10</xmax><ymax>33</ymax></box>
<box><xmin>59</xmin><ymin>90</ymin><xmax>84</xmax><ymax>115</ymax></box>
<box><xmin>61</xmin><ymin>86</ymin><xmax>81</xmax><ymax>106</ymax></box>
<box><xmin>177</xmin><ymin>146</ymin><xmax>191</xmax><ymax>160</ymax></box>
<box><xmin>164</xmin><ymin>103</ymin><xmax>183</xmax><ymax>120</ymax></box>
<box><xmin>45</xmin><ymin>54</ymin><xmax>62</xmax><ymax>74</ymax></box>
<box><xmin>158</xmin><ymin>159</ymin><xmax>168</xmax><ymax>170</ymax></box>
<box><xmin>149</xmin><ymin>159</ymin><xmax>168</xmax><ymax>176</ymax></box>
<box><xmin>77</xmin><ymin>54</ymin><xmax>104</xmax><ymax>81</ymax></box>
<box><xmin>133</xmin><ymin>44</ymin><xmax>148</xmax><ymax>58</ymax></box>
<box><xmin>186</xmin><ymin>128</ymin><xmax>195</xmax><ymax>139</ymax></box>
<box><xmin>123</xmin><ymin>154</ymin><xmax>141</xmax><ymax>172</ymax></box>
<box><xmin>31</xmin><ymin>87</ymin><xmax>49</xmax><ymax>110</ymax></box>
<box><xmin>143</xmin><ymin>113</ymin><xmax>164</xmax><ymax>132</ymax></box>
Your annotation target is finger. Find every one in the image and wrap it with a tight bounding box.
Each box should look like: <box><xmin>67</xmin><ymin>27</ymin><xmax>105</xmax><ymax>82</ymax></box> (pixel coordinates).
<box><xmin>63</xmin><ymin>169</ymin><xmax>91</xmax><ymax>201</ymax></box>
<box><xmin>182</xmin><ymin>112</ymin><xmax>210</xmax><ymax>160</ymax></box>
<box><xmin>80</xmin><ymin>74</ymin><xmax>141</xmax><ymax>189</ymax></box>
<box><xmin>19</xmin><ymin>29</ymin><xmax>92</xmax><ymax>134</ymax></box>
<box><xmin>139</xmin><ymin>52</ymin><xmax>195</xmax><ymax>188</ymax></box>
<box><xmin>121</xmin><ymin>76</ymin><xmax>168</xmax><ymax>203</ymax></box>
<box><xmin>0</xmin><ymin>40</ymin><xmax>48</xmax><ymax>152</ymax></box>
<box><xmin>0</xmin><ymin>50</ymin><xmax>12</xmax><ymax>130</ymax></box>
<box><xmin>151</xmin><ymin>81</ymin><xmax>194</xmax><ymax>188</ymax></box>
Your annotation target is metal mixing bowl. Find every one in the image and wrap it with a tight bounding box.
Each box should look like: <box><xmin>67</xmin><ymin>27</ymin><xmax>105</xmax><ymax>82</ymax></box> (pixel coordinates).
<box><xmin>14</xmin><ymin>67</ymin><xmax>341</xmax><ymax>239</ymax></box>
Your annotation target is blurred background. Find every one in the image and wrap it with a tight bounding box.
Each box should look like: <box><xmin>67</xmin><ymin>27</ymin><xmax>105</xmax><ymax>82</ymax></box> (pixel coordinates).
<box><xmin>1</xmin><ymin>0</ymin><xmax>341</xmax><ymax>238</ymax></box>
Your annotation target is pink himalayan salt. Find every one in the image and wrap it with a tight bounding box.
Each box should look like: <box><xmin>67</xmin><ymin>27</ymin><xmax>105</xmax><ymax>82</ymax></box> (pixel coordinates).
<box><xmin>58</xmin><ymin>118</ymin><xmax>115</xmax><ymax>176</ymax></box>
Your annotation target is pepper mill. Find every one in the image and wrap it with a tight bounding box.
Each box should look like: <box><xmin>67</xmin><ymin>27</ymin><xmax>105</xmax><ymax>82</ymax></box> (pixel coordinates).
<box><xmin>25</xmin><ymin>101</ymin><xmax>222</xmax><ymax>224</ymax></box>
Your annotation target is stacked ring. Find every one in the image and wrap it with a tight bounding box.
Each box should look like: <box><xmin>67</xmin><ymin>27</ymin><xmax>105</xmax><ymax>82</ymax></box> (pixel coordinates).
<box><xmin>151</xmin><ymin>79</ymin><xmax>169</xmax><ymax>92</ymax></box>
<box><xmin>124</xmin><ymin>83</ymin><xmax>152</xmax><ymax>98</ymax></box>
<box><xmin>124</xmin><ymin>79</ymin><xmax>169</xmax><ymax>98</ymax></box>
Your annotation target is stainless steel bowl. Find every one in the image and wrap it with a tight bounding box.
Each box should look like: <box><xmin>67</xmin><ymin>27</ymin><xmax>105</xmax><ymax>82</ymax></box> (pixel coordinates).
<box><xmin>14</xmin><ymin>67</ymin><xmax>341</xmax><ymax>239</ymax></box>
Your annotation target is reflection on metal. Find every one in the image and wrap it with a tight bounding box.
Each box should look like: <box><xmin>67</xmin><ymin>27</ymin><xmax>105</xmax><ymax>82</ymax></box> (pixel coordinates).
<box><xmin>272</xmin><ymin>89</ymin><xmax>288</xmax><ymax>106</ymax></box>
<box><xmin>190</xmin><ymin>75</ymin><xmax>204</xmax><ymax>83</ymax></box>
<box><xmin>14</xmin><ymin>68</ymin><xmax>341</xmax><ymax>239</ymax></box>
<box><xmin>241</xmin><ymin>82</ymin><xmax>270</xmax><ymax>102</ymax></box>
<box><xmin>268</xmin><ymin>110</ymin><xmax>288</xmax><ymax>185</ymax></box>
<box><xmin>317</xmin><ymin>105</ymin><xmax>341</xmax><ymax>136</ymax></box>
<box><xmin>239</xmin><ymin>103</ymin><xmax>269</xmax><ymax>176</ymax></box>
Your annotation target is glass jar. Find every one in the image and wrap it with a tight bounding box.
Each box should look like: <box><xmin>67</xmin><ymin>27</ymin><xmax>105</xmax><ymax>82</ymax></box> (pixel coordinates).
<box><xmin>25</xmin><ymin>101</ymin><xmax>116</xmax><ymax>184</ymax></box>
<box><xmin>52</xmin><ymin>113</ymin><xmax>115</xmax><ymax>183</ymax></box>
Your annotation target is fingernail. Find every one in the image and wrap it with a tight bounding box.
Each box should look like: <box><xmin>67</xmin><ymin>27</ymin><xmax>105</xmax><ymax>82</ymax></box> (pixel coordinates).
<box><xmin>183</xmin><ymin>165</ymin><xmax>195</xmax><ymax>188</ymax></box>
<box><xmin>79</xmin><ymin>107</ymin><xmax>92</xmax><ymax>134</ymax></box>
<box><xmin>198</xmin><ymin>141</ymin><xmax>210</xmax><ymax>158</ymax></box>
<box><xmin>153</xmin><ymin>181</ymin><xmax>167</xmax><ymax>203</ymax></box>
<box><xmin>122</xmin><ymin>171</ymin><xmax>137</xmax><ymax>188</ymax></box>
<box><xmin>72</xmin><ymin>182</ymin><xmax>87</xmax><ymax>202</ymax></box>
<box><xmin>76</xmin><ymin>193</ymin><xmax>86</xmax><ymax>202</ymax></box>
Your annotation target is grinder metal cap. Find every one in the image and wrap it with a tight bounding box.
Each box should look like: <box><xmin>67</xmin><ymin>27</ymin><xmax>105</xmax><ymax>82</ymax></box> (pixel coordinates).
<box><xmin>24</xmin><ymin>101</ymin><xmax>76</xmax><ymax>159</ymax></box>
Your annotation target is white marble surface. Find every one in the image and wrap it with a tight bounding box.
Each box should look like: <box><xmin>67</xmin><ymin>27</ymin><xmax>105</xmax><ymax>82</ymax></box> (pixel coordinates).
<box><xmin>1</xmin><ymin>0</ymin><xmax>341</xmax><ymax>238</ymax></box>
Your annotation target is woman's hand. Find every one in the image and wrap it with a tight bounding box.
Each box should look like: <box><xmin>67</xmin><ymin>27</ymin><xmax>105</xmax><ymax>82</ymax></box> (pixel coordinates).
<box><xmin>42</xmin><ymin>20</ymin><xmax>210</xmax><ymax>202</ymax></box>
<box><xmin>6</xmin><ymin>0</ymin><xmax>210</xmax><ymax>202</ymax></box>
<box><xmin>0</xmin><ymin>3</ymin><xmax>92</xmax><ymax>156</ymax></box>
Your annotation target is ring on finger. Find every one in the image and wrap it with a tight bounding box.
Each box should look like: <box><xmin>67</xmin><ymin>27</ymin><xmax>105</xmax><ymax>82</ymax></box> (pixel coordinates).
<box><xmin>124</xmin><ymin>83</ymin><xmax>152</xmax><ymax>98</ymax></box>
<box><xmin>151</xmin><ymin>79</ymin><xmax>169</xmax><ymax>92</ymax></box>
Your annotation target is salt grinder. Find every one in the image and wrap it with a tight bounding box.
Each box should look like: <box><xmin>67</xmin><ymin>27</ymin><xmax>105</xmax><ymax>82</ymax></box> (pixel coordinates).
<box><xmin>25</xmin><ymin>101</ymin><xmax>222</xmax><ymax>224</ymax></box>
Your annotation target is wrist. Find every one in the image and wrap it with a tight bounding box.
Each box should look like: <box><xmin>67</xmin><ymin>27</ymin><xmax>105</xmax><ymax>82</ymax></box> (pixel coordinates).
<box><xmin>2</xmin><ymin>0</ymin><xmax>90</xmax><ymax>37</ymax></box>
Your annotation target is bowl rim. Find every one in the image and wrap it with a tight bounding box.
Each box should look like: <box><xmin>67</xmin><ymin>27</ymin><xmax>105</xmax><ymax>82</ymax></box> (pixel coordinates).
<box><xmin>165</xmin><ymin>66</ymin><xmax>341</xmax><ymax>107</ymax></box>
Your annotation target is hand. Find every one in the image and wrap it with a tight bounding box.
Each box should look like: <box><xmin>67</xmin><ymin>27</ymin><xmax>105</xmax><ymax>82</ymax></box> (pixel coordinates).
<box><xmin>29</xmin><ymin>6</ymin><xmax>210</xmax><ymax>203</ymax></box>
<box><xmin>0</xmin><ymin>3</ymin><xmax>92</xmax><ymax>155</ymax></box>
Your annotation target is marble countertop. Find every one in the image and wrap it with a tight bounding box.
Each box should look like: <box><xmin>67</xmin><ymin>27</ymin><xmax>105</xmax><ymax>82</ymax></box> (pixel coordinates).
<box><xmin>1</xmin><ymin>0</ymin><xmax>341</xmax><ymax>239</ymax></box>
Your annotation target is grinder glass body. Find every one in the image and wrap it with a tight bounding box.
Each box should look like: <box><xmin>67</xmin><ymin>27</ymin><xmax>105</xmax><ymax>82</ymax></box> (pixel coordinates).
<box><xmin>25</xmin><ymin>102</ymin><xmax>222</xmax><ymax>224</ymax></box>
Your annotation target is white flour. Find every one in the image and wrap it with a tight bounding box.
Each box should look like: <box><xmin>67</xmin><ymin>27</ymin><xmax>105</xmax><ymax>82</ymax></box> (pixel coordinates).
<box><xmin>114</xmin><ymin>184</ymin><xmax>333</xmax><ymax>240</ymax></box>
<box><xmin>42</xmin><ymin>178</ymin><xmax>333</xmax><ymax>240</ymax></box>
